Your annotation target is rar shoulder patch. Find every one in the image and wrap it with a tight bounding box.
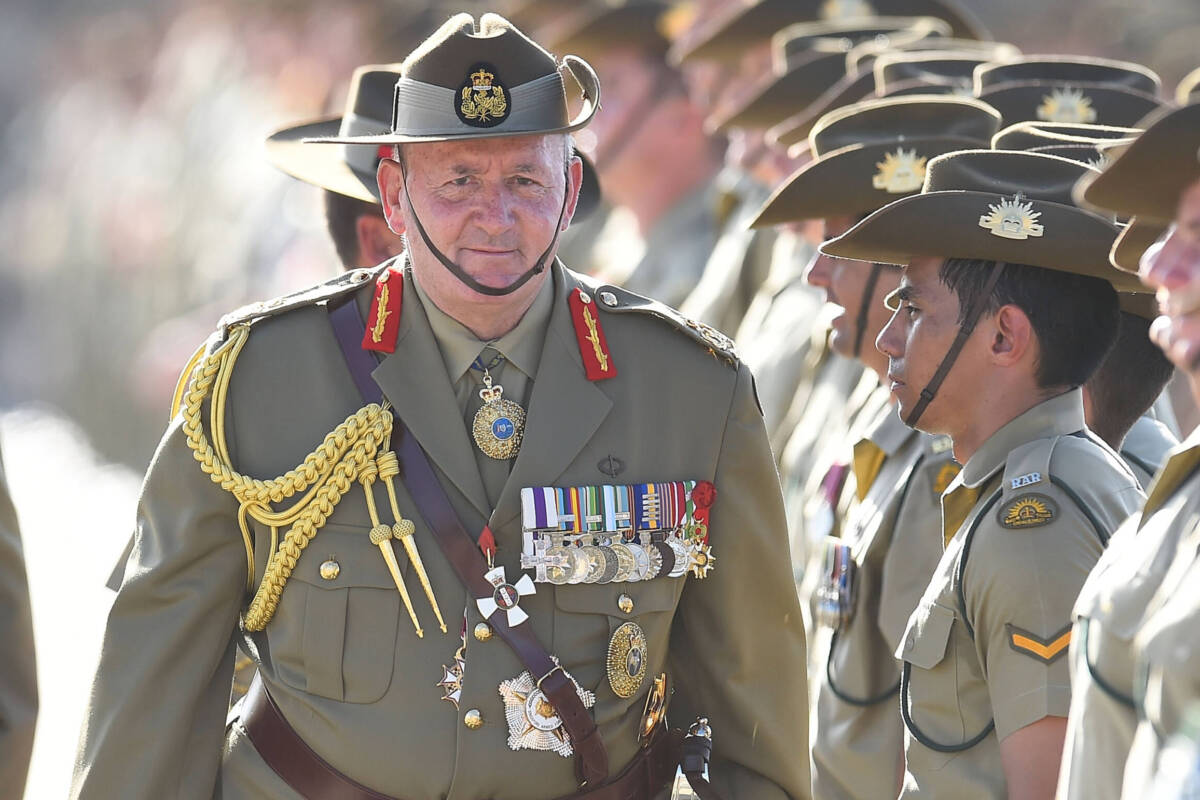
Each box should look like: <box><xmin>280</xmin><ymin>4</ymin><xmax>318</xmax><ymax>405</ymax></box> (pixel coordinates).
<box><xmin>591</xmin><ymin>283</ymin><xmax>739</xmax><ymax>367</ymax></box>
<box><xmin>998</xmin><ymin>493</ymin><xmax>1058</xmax><ymax>529</ymax></box>
<box><xmin>1006</xmin><ymin>623</ymin><xmax>1072</xmax><ymax>664</ymax></box>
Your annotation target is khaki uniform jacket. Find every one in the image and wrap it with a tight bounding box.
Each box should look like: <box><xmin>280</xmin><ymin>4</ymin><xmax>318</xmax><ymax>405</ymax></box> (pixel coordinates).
<box><xmin>810</xmin><ymin>405</ymin><xmax>958</xmax><ymax>800</ymax></box>
<box><xmin>1118</xmin><ymin>432</ymin><xmax>1200</xmax><ymax>798</ymax></box>
<box><xmin>71</xmin><ymin>262</ymin><xmax>811</xmax><ymax>800</ymax></box>
<box><xmin>1058</xmin><ymin>426</ymin><xmax>1196</xmax><ymax>800</ymax></box>
<box><xmin>0</xmin><ymin>442</ymin><xmax>37</xmax><ymax>800</ymax></box>
<box><xmin>897</xmin><ymin>390</ymin><xmax>1144</xmax><ymax>799</ymax></box>
<box><xmin>1119</xmin><ymin>412</ymin><xmax>1179</xmax><ymax>488</ymax></box>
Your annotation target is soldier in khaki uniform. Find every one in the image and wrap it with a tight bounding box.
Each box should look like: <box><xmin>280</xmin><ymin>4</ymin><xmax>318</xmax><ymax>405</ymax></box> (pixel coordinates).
<box><xmin>72</xmin><ymin>14</ymin><xmax>810</xmax><ymax>800</ymax></box>
<box><xmin>1054</xmin><ymin>101</ymin><xmax>1200</xmax><ymax>800</ymax></box>
<box><xmin>822</xmin><ymin>148</ymin><xmax>1148</xmax><ymax>798</ymax></box>
<box><xmin>0</xmin><ymin>441</ymin><xmax>37</xmax><ymax>800</ymax></box>
<box><xmin>752</xmin><ymin>95</ymin><xmax>1001</xmax><ymax>799</ymax></box>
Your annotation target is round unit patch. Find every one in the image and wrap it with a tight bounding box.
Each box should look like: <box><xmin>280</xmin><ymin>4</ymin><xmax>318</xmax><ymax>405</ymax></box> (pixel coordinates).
<box><xmin>998</xmin><ymin>493</ymin><xmax>1058</xmax><ymax>529</ymax></box>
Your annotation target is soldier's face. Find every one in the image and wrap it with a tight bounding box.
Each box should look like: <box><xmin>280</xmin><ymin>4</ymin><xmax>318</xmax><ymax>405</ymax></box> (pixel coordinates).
<box><xmin>807</xmin><ymin>216</ymin><xmax>899</xmax><ymax>375</ymax></box>
<box><xmin>1141</xmin><ymin>178</ymin><xmax>1200</xmax><ymax>401</ymax></box>
<box><xmin>876</xmin><ymin>257</ymin><xmax>986</xmax><ymax>432</ymax></box>
<box><xmin>379</xmin><ymin>135</ymin><xmax>582</xmax><ymax>318</ymax></box>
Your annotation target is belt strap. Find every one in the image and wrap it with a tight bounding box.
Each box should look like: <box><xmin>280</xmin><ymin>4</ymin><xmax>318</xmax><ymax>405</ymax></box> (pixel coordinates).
<box><xmin>241</xmin><ymin>673</ymin><xmax>399</xmax><ymax>800</ymax></box>
<box><xmin>326</xmin><ymin>298</ymin><xmax>610</xmax><ymax>788</ymax></box>
<box><xmin>241</xmin><ymin>672</ymin><xmax>675</xmax><ymax>800</ymax></box>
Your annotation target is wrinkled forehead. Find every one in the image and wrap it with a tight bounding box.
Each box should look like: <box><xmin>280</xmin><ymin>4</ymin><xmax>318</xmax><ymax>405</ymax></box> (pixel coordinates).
<box><xmin>406</xmin><ymin>133</ymin><xmax>566</xmax><ymax>171</ymax></box>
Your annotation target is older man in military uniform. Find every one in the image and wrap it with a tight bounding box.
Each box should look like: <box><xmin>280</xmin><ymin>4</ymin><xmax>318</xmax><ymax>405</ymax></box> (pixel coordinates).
<box><xmin>752</xmin><ymin>94</ymin><xmax>1001</xmax><ymax>799</ymax></box>
<box><xmin>1053</xmin><ymin>101</ymin><xmax>1200</xmax><ymax>800</ymax></box>
<box><xmin>0</xmin><ymin>441</ymin><xmax>37</xmax><ymax>800</ymax></box>
<box><xmin>822</xmin><ymin>149</ymin><xmax>1147</xmax><ymax>798</ymax></box>
<box><xmin>72</xmin><ymin>14</ymin><xmax>809</xmax><ymax>800</ymax></box>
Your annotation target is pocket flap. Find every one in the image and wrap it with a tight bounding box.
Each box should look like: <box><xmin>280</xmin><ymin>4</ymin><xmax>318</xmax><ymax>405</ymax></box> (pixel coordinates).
<box><xmin>287</xmin><ymin>525</ymin><xmax>402</xmax><ymax>590</ymax></box>
<box><xmin>899</xmin><ymin>601</ymin><xmax>955</xmax><ymax>670</ymax></box>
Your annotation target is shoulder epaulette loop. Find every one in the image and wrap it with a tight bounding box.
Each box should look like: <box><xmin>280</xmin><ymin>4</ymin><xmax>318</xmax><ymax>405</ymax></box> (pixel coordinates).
<box><xmin>216</xmin><ymin>265</ymin><xmax>384</xmax><ymax>338</ymax></box>
<box><xmin>591</xmin><ymin>283</ymin><xmax>739</xmax><ymax>367</ymax></box>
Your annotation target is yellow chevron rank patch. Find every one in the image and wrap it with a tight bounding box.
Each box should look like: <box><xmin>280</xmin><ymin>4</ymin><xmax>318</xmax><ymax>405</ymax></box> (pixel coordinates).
<box><xmin>1006</xmin><ymin>623</ymin><xmax>1072</xmax><ymax>664</ymax></box>
<box><xmin>999</xmin><ymin>493</ymin><xmax>1057</xmax><ymax>529</ymax></box>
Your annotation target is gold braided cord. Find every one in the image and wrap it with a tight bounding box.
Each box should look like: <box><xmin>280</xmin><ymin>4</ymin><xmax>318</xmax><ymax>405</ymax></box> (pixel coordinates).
<box><xmin>180</xmin><ymin>324</ymin><xmax>394</xmax><ymax>630</ymax></box>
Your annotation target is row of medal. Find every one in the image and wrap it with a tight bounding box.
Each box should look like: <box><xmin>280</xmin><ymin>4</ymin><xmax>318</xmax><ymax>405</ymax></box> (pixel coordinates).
<box><xmin>520</xmin><ymin>529</ymin><xmax>712</xmax><ymax>584</ymax></box>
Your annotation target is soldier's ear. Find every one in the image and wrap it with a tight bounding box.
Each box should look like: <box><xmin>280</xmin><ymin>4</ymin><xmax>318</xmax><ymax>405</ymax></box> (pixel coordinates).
<box><xmin>562</xmin><ymin>155</ymin><xmax>584</xmax><ymax>232</ymax></box>
<box><xmin>991</xmin><ymin>304</ymin><xmax>1034</xmax><ymax>367</ymax></box>
<box><xmin>377</xmin><ymin>157</ymin><xmax>407</xmax><ymax>236</ymax></box>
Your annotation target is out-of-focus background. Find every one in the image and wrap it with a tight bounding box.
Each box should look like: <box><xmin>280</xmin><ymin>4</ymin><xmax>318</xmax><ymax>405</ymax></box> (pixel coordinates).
<box><xmin>1</xmin><ymin>0</ymin><xmax>1198</xmax><ymax>796</ymax></box>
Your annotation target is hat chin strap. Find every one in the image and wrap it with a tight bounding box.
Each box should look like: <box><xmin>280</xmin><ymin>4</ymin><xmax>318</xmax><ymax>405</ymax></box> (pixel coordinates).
<box><xmin>904</xmin><ymin>261</ymin><xmax>1007</xmax><ymax>429</ymax></box>
<box><xmin>403</xmin><ymin>170</ymin><xmax>571</xmax><ymax>297</ymax></box>
<box><xmin>852</xmin><ymin>263</ymin><xmax>884</xmax><ymax>359</ymax></box>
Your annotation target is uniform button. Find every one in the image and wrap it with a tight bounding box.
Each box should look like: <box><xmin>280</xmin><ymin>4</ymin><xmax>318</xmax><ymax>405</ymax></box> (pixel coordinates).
<box><xmin>618</xmin><ymin>593</ymin><xmax>634</xmax><ymax>614</ymax></box>
<box><xmin>464</xmin><ymin>709</ymin><xmax>484</xmax><ymax>729</ymax></box>
<box><xmin>319</xmin><ymin>559</ymin><xmax>340</xmax><ymax>581</ymax></box>
<box><xmin>474</xmin><ymin>622</ymin><xmax>493</xmax><ymax>642</ymax></box>
<box><xmin>600</xmin><ymin>291</ymin><xmax>618</xmax><ymax>307</ymax></box>
<box><xmin>579</xmin><ymin>290</ymin><xmax>592</xmax><ymax>304</ymax></box>
<box><xmin>905</xmin><ymin>631</ymin><xmax>916</xmax><ymax>653</ymax></box>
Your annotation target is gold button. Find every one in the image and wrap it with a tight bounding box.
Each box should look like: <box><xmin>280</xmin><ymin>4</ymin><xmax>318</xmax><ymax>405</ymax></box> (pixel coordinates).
<box><xmin>474</xmin><ymin>622</ymin><xmax>493</xmax><ymax>642</ymax></box>
<box><xmin>464</xmin><ymin>709</ymin><xmax>484</xmax><ymax>729</ymax></box>
<box><xmin>319</xmin><ymin>559</ymin><xmax>340</xmax><ymax>581</ymax></box>
<box><xmin>618</xmin><ymin>593</ymin><xmax>634</xmax><ymax>614</ymax></box>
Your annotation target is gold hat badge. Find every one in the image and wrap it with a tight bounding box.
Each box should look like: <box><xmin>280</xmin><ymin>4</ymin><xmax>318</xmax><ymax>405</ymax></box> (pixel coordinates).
<box><xmin>873</xmin><ymin>148</ymin><xmax>927</xmax><ymax>194</ymax></box>
<box><xmin>979</xmin><ymin>193</ymin><xmax>1045</xmax><ymax>240</ymax></box>
<box><xmin>1037</xmin><ymin>87</ymin><xmax>1097</xmax><ymax>124</ymax></box>
<box><xmin>458</xmin><ymin>63</ymin><xmax>510</xmax><ymax>127</ymax></box>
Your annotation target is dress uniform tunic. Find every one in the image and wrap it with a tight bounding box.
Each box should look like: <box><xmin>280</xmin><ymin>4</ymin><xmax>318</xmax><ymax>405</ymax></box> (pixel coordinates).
<box><xmin>71</xmin><ymin>262</ymin><xmax>812</xmax><ymax>800</ymax></box>
<box><xmin>897</xmin><ymin>389</ymin><xmax>1143</xmax><ymax>798</ymax></box>
<box><xmin>1116</xmin><ymin>431</ymin><xmax>1200</xmax><ymax>798</ymax></box>
<box><xmin>810</xmin><ymin>404</ymin><xmax>958</xmax><ymax>800</ymax></box>
<box><xmin>1057</xmin><ymin>427</ymin><xmax>1199</xmax><ymax>800</ymax></box>
<box><xmin>0</xmin><ymin>442</ymin><xmax>37</xmax><ymax>800</ymax></box>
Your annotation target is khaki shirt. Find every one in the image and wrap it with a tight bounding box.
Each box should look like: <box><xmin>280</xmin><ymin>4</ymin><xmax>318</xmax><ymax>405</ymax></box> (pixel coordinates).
<box><xmin>0</xmin><ymin>442</ymin><xmax>36</xmax><ymax>800</ymax></box>
<box><xmin>1119</xmin><ymin>412</ymin><xmax>1178</xmax><ymax>488</ymax></box>
<box><xmin>1059</xmin><ymin>427</ymin><xmax>1200</xmax><ymax>800</ymax></box>
<box><xmin>680</xmin><ymin>169</ymin><xmax>776</xmax><ymax>337</ymax></box>
<box><xmin>811</xmin><ymin>405</ymin><xmax>958</xmax><ymax>800</ymax></box>
<box><xmin>1118</xmin><ymin>433</ymin><xmax>1200</xmax><ymax>798</ymax></box>
<box><xmin>897</xmin><ymin>390</ymin><xmax>1144</xmax><ymax>799</ymax></box>
<box><xmin>72</xmin><ymin>261</ymin><xmax>811</xmax><ymax>800</ymax></box>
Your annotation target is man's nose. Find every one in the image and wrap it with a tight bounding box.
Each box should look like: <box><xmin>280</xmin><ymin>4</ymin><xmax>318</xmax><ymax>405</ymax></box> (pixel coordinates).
<box><xmin>805</xmin><ymin>252</ymin><xmax>834</xmax><ymax>288</ymax></box>
<box><xmin>876</xmin><ymin>309</ymin><xmax>904</xmax><ymax>359</ymax></box>
<box><xmin>472</xmin><ymin>183</ymin><xmax>517</xmax><ymax>235</ymax></box>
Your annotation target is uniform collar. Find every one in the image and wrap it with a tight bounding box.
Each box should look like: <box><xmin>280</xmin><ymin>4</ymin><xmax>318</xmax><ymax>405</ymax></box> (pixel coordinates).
<box><xmin>414</xmin><ymin>267</ymin><xmax>556</xmax><ymax>383</ymax></box>
<box><xmin>865</xmin><ymin>401</ymin><xmax>915</xmax><ymax>457</ymax></box>
<box><xmin>960</xmin><ymin>388</ymin><xmax>1086</xmax><ymax>488</ymax></box>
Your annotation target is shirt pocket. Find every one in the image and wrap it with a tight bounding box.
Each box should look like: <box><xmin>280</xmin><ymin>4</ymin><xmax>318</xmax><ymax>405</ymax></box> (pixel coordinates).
<box><xmin>552</xmin><ymin>578</ymin><xmax>682</xmax><ymax>722</ymax></box>
<box><xmin>267</xmin><ymin>524</ymin><xmax>401</xmax><ymax>704</ymax></box>
<box><xmin>900</xmin><ymin>600</ymin><xmax>955</xmax><ymax>669</ymax></box>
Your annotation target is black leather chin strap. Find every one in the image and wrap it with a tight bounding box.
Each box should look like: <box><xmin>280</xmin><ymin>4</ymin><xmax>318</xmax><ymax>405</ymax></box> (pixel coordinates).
<box><xmin>904</xmin><ymin>261</ymin><xmax>1007</xmax><ymax>428</ymax></box>
<box><xmin>404</xmin><ymin>169</ymin><xmax>571</xmax><ymax>297</ymax></box>
<box><xmin>852</xmin><ymin>263</ymin><xmax>884</xmax><ymax>359</ymax></box>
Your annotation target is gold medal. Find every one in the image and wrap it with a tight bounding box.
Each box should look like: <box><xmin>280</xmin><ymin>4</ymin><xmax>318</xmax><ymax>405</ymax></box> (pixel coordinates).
<box><xmin>607</xmin><ymin>622</ymin><xmax>648</xmax><ymax>698</ymax></box>
<box><xmin>470</xmin><ymin>353</ymin><xmax>525</xmax><ymax>460</ymax></box>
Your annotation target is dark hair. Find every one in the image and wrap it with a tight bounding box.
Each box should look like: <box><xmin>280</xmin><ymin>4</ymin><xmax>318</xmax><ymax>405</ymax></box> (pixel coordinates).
<box><xmin>324</xmin><ymin>189</ymin><xmax>382</xmax><ymax>269</ymax></box>
<box><xmin>938</xmin><ymin>258</ymin><xmax>1119</xmax><ymax>389</ymax></box>
<box><xmin>1085</xmin><ymin>311</ymin><xmax>1175</xmax><ymax>447</ymax></box>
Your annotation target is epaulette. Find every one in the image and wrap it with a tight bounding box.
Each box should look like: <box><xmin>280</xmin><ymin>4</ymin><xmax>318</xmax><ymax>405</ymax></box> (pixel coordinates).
<box><xmin>215</xmin><ymin>264</ymin><xmax>386</xmax><ymax>340</ymax></box>
<box><xmin>590</xmin><ymin>283</ymin><xmax>739</xmax><ymax>368</ymax></box>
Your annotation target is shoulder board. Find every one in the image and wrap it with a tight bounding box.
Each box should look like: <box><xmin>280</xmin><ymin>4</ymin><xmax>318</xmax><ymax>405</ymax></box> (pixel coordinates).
<box><xmin>215</xmin><ymin>265</ymin><xmax>385</xmax><ymax>339</ymax></box>
<box><xmin>1001</xmin><ymin>437</ymin><xmax>1058</xmax><ymax>499</ymax></box>
<box><xmin>591</xmin><ymin>283</ymin><xmax>739</xmax><ymax>367</ymax></box>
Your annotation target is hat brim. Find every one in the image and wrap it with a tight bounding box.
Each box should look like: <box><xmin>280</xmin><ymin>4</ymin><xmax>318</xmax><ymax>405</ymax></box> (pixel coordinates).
<box><xmin>820</xmin><ymin>189</ymin><xmax>1143</xmax><ymax>291</ymax></box>
<box><xmin>752</xmin><ymin>134</ymin><xmax>984</xmax><ymax>226</ymax></box>
<box><xmin>1110</xmin><ymin>217</ymin><xmax>1168</xmax><ymax>273</ymax></box>
<box><xmin>1076</xmin><ymin>103</ymin><xmax>1200</xmax><ymax>225</ymax></box>
<box><xmin>709</xmin><ymin>52</ymin><xmax>847</xmax><ymax>133</ymax></box>
<box><xmin>266</xmin><ymin>117</ymin><xmax>381</xmax><ymax>203</ymax></box>
<box><xmin>305</xmin><ymin>56</ymin><xmax>600</xmax><ymax>145</ymax></box>
<box><xmin>769</xmin><ymin>70</ymin><xmax>876</xmax><ymax>149</ymax></box>
<box><xmin>1117</xmin><ymin>291</ymin><xmax>1158</xmax><ymax>320</ymax></box>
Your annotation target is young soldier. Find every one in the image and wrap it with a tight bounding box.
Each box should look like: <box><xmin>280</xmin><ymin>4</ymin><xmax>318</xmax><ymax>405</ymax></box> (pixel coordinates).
<box><xmin>1057</xmin><ymin>101</ymin><xmax>1200</xmax><ymax>800</ymax></box>
<box><xmin>822</xmin><ymin>148</ymin><xmax>1147</xmax><ymax>798</ymax></box>
<box><xmin>752</xmin><ymin>95</ymin><xmax>1001</xmax><ymax>799</ymax></box>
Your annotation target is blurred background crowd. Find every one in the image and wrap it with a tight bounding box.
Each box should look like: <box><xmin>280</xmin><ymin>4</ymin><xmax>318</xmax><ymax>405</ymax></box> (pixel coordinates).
<box><xmin>3</xmin><ymin>0</ymin><xmax>1200</xmax><ymax>796</ymax></box>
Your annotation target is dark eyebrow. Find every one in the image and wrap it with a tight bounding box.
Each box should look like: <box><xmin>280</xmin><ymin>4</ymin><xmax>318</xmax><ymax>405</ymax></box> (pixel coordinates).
<box><xmin>896</xmin><ymin>284</ymin><xmax>921</xmax><ymax>302</ymax></box>
<box><xmin>512</xmin><ymin>162</ymin><xmax>547</xmax><ymax>174</ymax></box>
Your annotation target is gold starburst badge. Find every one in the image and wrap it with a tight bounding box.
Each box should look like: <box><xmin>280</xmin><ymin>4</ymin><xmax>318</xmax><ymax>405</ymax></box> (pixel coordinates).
<box><xmin>998</xmin><ymin>494</ymin><xmax>1058</xmax><ymax>529</ymax></box>
<box><xmin>979</xmin><ymin>193</ymin><xmax>1045</xmax><ymax>240</ymax></box>
<box><xmin>1037</xmin><ymin>87</ymin><xmax>1097</xmax><ymax>123</ymax></box>
<box><xmin>499</xmin><ymin>658</ymin><xmax>595</xmax><ymax>757</ymax></box>
<box><xmin>872</xmin><ymin>148</ymin><xmax>927</xmax><ymax>194</ymax></box>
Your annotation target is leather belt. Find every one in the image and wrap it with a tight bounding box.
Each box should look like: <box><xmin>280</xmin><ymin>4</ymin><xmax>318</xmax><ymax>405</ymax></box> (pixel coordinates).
<box><xmin>239</xmin><ymin>672</ymin><xmax>679</xmax><ymax>800</ymax></box>
<box><xmin>327</xmin><ymin>298</ymin><xmax>609</xmax><ymax>787</ymax></box>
